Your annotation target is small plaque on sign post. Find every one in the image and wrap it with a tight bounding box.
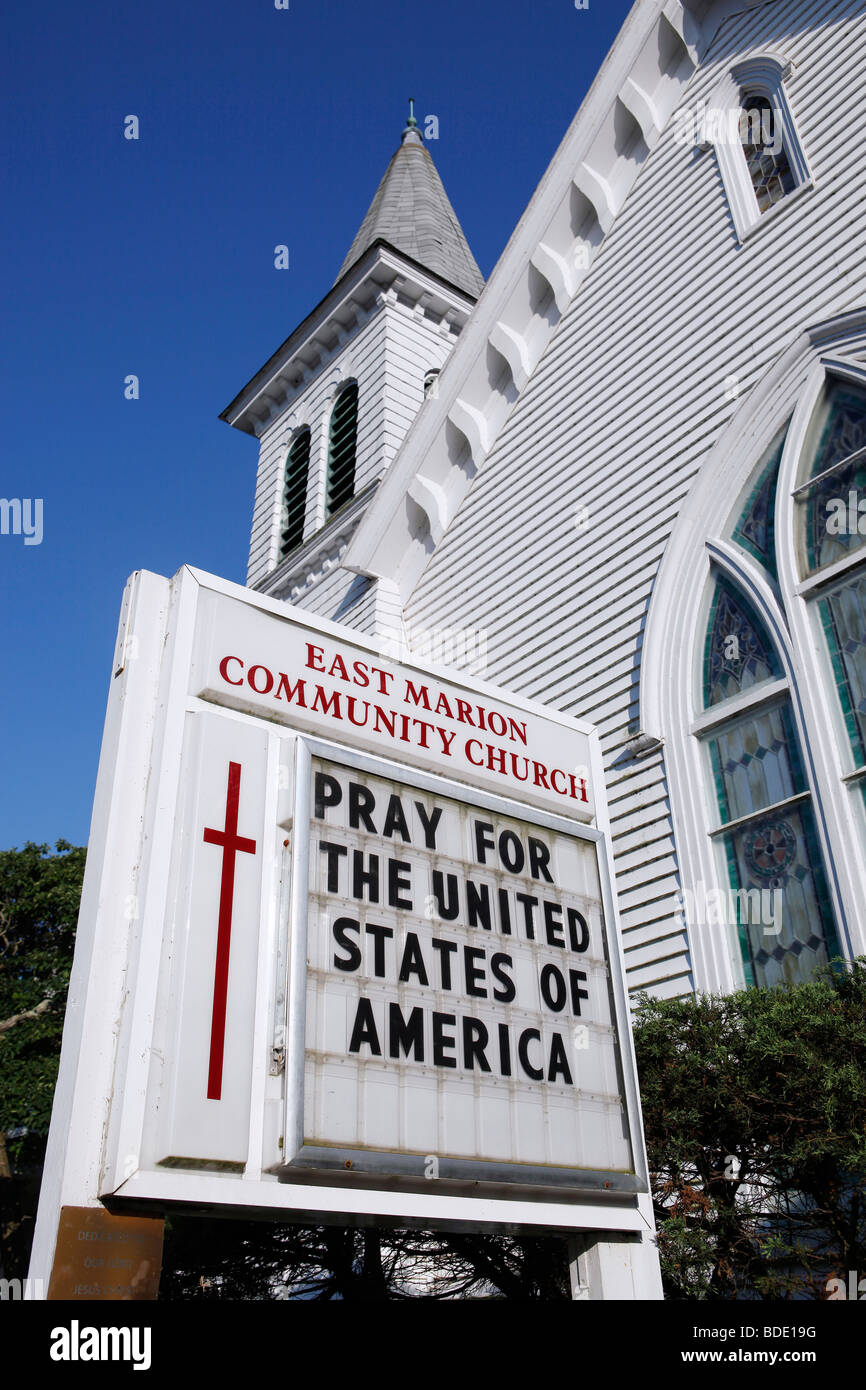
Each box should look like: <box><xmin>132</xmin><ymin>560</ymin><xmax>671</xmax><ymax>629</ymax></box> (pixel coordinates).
<box><xmin>46</xmin><ymin>1206</ymin><xmax>164</xmax><ymax>1301</ymax></box>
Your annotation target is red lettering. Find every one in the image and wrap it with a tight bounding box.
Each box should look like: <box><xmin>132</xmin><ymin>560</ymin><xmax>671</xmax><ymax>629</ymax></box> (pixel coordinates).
<box><xmin>346</xmin><ymin>696</ymin><xmax>369</xmax><ymax>727</ymax></box>
<box><xmin>532</xmin><ymin>761</ymin><xmax>550</xmax><ymax>790</ymax></box>
<box><xmin>569</xmin><ymin>773</ymin><xmax>589</xmax><ymax>803</ymax></box>
<box><xmin>550</xmin><ymin>768</ymin><xmax>568</xmax><ymax>795</ymax></box>
<box><xmin>370</xmin><ymin>665</ymin><xmax>393</xmax><ymax>695</ymax></box>
<box><xmin>352</xmin><ymin>660</ymin><xmax>370</xmax><ymax>687</ymax></box>
<box><xmin>412</xmin><ymin>718</ymin><xmax>432</xmax><ymax>748</ymax></box>
<box><xmin>219</xmin><ymin>655</ymin><xmax>244</xmax><ymax>687</ymax></box>
<box><xmin>311</xmin><ymin>687</ymin><xmax>343</xmax><ymax>719</ymax></box>
<box><xmin>508</xmin><ymin>717</ymin><xmax>528</xmax><ymax>747</ymax></box>
<box><xmin>465</xmin><ymin>738</ymin><xmax>483</xmax><ymax>766</ymax></box>
<box><xmin>404</xmin><ymin>680</ymin><xmax>431</xmax><ymax>710</ymax></box>
<box><xmin>329</xmin><ymin>653</ymin><xmax>350</xmax><ymax>682</ymax></box>
<box><xmin>305</xmin><ymin>643</ymin><xmax>326</xmax><ymax>672</ymax></box>
<box><xmin>275</xmin><ymin>673</ymin><xmax>306</xmax><ymax>706</ymax></box>
<box><xmin>248</xmin><ymin>664</ymin><xmax>274</xmax><ymax>695</ymax></box>
<box><xmin>455</xmin><ymin>698</ymin><xmax>475</xmax><ymax>727</ymax></box>
<box><xmin>373</xmin><ymin>706</ymin><xmax>396</xmax><ymax>738</ymax></box>
<box><xmin>486</xmin><ymin>745</ymin><xmax>507</xmax><ymax>775</ymax></box>
<box><xmin>437</xmin><ymin>727</ymin><xmax>456</xmax><ymax>756</ymax></box>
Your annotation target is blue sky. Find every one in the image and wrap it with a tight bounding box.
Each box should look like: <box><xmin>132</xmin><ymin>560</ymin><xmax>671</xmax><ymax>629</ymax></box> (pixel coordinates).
<box><xmin>0</xmin><ymin>0</ymin><xmax>632</xmax><ymax>850</ymax></box>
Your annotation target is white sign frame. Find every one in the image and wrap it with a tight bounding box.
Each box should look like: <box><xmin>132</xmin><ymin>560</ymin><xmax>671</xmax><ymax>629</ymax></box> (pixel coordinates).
<box><xmin>282</xmin><ymin>735</ymin><xmax>648</xmax><ymax>1198</ymax></box>
<box><xmin>29</xmin><ymin>564</ymin><xmax>659</xmax><ymax>1289</ymax></box>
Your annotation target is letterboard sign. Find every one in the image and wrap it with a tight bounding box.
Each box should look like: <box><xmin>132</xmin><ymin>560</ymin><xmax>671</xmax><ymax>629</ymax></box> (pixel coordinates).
<box><xmin>33</xmin><ymin>566</ymin><xmax>649</xmax><ymax>1250</ymax></box>
<box><xmin>292</xmin><ymin>756</ymin><xmax>637</xmax><ymax>1188</ymax></box>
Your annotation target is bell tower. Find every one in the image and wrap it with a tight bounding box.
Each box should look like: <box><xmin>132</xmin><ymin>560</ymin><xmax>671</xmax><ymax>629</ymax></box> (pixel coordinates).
<box><xmin>220</xmin><ymin>104</ymin><xmax>483</xmax><ymax>629</ymax></box>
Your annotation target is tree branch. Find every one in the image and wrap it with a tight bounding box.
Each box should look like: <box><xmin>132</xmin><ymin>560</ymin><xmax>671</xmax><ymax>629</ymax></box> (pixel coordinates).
<box><xmin>0</xmin><ymin>998</ymin><xmax>52</xmax><ymax>1035</ymax></box>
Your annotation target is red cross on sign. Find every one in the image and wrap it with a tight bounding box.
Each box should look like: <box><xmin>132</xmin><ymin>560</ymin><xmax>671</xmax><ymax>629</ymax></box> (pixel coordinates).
<box><xmin>202</xmin><ymin>761</ymin><xmax>257</xmax><ymax>1101</ymax></box>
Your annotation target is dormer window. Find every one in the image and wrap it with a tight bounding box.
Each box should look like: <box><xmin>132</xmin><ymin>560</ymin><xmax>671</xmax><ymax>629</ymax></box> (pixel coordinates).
<box><xmin>326</xmin><ymin>382</ymin><xmax>358</xmax><ymax>518</ymax></box>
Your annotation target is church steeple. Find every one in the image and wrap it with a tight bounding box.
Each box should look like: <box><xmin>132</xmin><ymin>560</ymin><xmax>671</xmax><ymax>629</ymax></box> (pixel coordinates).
<box><xmin>336</xmin><ymin>103</ymin><xmax>484</xmax><ymax>299</ymax></box>
<box><xmin>225</xmin><ymin>102</ymin><xmax>482</xmax><ymax>604</ymax></box>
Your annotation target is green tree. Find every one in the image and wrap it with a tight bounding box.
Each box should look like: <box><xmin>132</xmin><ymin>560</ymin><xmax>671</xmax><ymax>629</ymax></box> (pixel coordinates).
<box><xmin>0</xmin><ymin>840</ymin><xmax>85</xmax><ymax>1278</ymax></box>
<box><xmin>632</xmin><ymin>961</ymin><xmax>866</xmax><ymax>1299</ymax></box>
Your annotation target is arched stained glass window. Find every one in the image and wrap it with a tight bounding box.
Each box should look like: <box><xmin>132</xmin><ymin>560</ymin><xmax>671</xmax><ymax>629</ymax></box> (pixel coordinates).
<box><xmin>279</xmin><ymin>428</ymin><xmax>311</xmax><ymax>560</ymax></box>
<box><xmin>706</xmin><ymin>59</ymin><xmax>810</xmax><ymax>242</ymax></box>
<box><xmin>700</xmin><ymin>573</ymin><xmax>840</xmax><ymax>988</ymax></box>
<box><xmin>739</xmin><ymin>90</ymin><xmax>796</xmax><ymax>214</ymax></box>
<box><xmin>731</xmin><ymin>428</ymin><xmax>785</xmax><ymax>579</ymax></box>
<box><xmin>798</xmin><ymin>380</ymin><xmax>866</xmax><ymax>576</ymax></box>
<box><xmin>817</xmin><ymin>576</ymin><xmax>866</xmax><ymax>772</ymax></box>
<box><xmin>703</xmin><ymin>576</ymin><xmax>781</xmax><ymax>706</ymax></box>
<box><xmin>326</xmin><ymin>382</ymin><xmax>358</xmax><ymax>518</ymax></box>
<box><xmin>795</xmin><ymin>379</ymin><xmax>866</xmax><ymax>803</ymax></box>
<box><xmin>653</xmin><ymin>358</ymin><xmax>866</xmax><ymax>994</ymax></box>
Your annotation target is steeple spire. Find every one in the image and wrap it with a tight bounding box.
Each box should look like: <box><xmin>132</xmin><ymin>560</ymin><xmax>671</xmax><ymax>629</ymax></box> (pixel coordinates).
<box><xmin>400</xmin><ymin>97</ymin><xmax>424</xmax><ymax>149</ymax></box>
<box><xmin>335</xmin><ymin>104</ymin><xmax>484</xmax><ymax>299</ymax></box>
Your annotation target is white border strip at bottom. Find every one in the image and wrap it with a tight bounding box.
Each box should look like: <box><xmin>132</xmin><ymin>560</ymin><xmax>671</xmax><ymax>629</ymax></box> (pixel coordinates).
<box><xmin>113</xmin><ymin>1169</ymin><xmax>648</xmax><ymax>1232</ymax></box>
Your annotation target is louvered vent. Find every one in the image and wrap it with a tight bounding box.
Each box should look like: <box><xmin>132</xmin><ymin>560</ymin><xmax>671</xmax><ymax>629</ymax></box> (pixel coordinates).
<box><xmin>280</xmin><ymin>428</ymin><xmax>311</xmax><ymax>559</ymax></box>
<box><xmin>326</xmin><ymin>383</ymin><xmax>358</xmax><ymax>517</ymax></box>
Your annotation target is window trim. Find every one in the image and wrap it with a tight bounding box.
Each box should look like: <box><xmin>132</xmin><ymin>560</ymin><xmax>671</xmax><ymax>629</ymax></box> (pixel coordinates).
<box><xmin>641</xmin><ymin>323</ymin><xmax>866</xmax><ymax>992</ymax></box>
<box><xmin>705</xmin><ymin>52</ymin><xmax>812</xmax><ymax>244</ymax></box>
<box><xmin>706</xmin><ymin>791</ymin><xmax>811</xmax><ymax>840</ymax></box>
<box><xmin>690</xmin><ymin>675</ymin><xmax>789</xmax><ymax>737</ymax></box>
<box><xmin>695</xmin><ymin>546</ymin><xmax>832</xmax><ymax>985</ymax></box>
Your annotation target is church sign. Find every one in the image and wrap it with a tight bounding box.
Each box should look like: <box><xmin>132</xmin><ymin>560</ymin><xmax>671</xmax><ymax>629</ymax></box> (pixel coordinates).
<box><xmin>32</xmin><ymin>566</ymin><xmax>649</xmax><ymax>1266</ymax></box>
<box><xmin>296</xmin><ymin>755</ymin><xmax>633</xmax><ymax>1185</ymax></box>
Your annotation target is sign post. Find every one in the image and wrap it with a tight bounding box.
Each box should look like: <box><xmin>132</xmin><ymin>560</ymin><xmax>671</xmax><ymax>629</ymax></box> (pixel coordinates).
<box><xmin>29</xmin><ymin>565</ymin><xmax>662</xmax><ymax>1300</ymax></box>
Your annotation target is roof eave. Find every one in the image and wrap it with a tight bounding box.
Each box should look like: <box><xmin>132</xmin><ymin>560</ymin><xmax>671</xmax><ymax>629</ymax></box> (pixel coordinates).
<box><xmin>219</xmin><ymin>241</ymin><xmax>480</xmax><ymax>438</ymax></box>
<box><xmin>342</xmin><ymin>0</ymin><xmax>759</xmax><ymax>599</ymax></box>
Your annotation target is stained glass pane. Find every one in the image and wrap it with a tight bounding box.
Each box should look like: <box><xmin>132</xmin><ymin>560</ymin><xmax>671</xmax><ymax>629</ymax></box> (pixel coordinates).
<box><xmin>708</xmin><ymin>702</ymin><xmax>806</xmax><ymax>824</ymax></box>
<box><xmin>703</xmin><ymin>576</ymin><xmax>783</xmax><ymax>707</ymax></box>
<box><xmin>802</xmin><ymin>382</ymin><xmax>866</xmax><ymax>574</ymax></box>
<box><xmin>721</xmin><ymin>801</ymin><xmax>839</xmax><ymax>989</ymax></box>
<box><xmin>739</xmin><ymin>92</ymin><xmax>796</xmax><ymax>213</ymax></box>
<box><xmin>808</xmin><ymin>381</ymin><xmax>866</xmax><ymax>479</ymax></box>
<box><xmin>732</xmin><ymin>429</ymin><xmax>785</xmax><ymax>579</ymax></box>
<box><xmin>818</xmin><ymin>574</ymin><xmax>866</xmax><ymax>768</ymax></box>
<box><xmin>701</xmin><ymin>569</ymin><xmax>840</xmax><ymax>989</ymax></box>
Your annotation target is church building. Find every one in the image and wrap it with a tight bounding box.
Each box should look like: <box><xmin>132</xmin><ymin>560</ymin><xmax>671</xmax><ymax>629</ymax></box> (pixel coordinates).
<box><xmin>221</xmin><ymin>0</ymin><xmax>866</xmax><ymax>1005</ymax></box>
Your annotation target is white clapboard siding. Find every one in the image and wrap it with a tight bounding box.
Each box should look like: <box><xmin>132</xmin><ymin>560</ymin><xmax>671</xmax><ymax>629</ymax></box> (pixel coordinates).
<box><xmin>250</xmin><ymin>296</ymin><xmax>462</xmax><ymax>607</ymax></box>
<box><xmin>400</xmin><ymin>0</ymin><xmax>866</xmax><ymax>998</ymax></box>
<box><xmin>285</xmin><ymin>566</ymin><xmax>372</xmax><ymax>623</ymax></box>
<box><xmin>247</xmin><ymin>308</ymin><xmax>388</xmax><ymax>587</ymax></box>
<box><xmin>624</xmin><ymin>931</ymin><xmax>691</xmax><ymax>973</ymax></box>
<box><xmin>631</xmin><ymin>971</ymin><xmax>693</xmax><ymax>1002</ymax></box>
<box><xmin>611</xmin><ymin>796</ymin><xmax>673</xmax><ymax>845</ymax></box>
<box><xmin>384</xmin><ymin>302</ymin><xmax>455</xmax><ymax>448</ymax></box>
